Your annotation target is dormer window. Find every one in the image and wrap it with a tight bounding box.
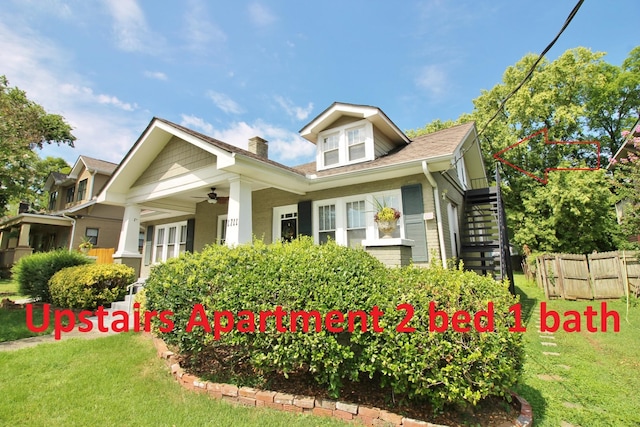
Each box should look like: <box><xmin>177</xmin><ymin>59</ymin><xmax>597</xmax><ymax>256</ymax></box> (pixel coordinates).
<box><xmin>322</xmin><ymin>133</ymin><xmax>340</xmax><ymax>166</ymax></box>
<box><xmin>316</xmin><ymin>120</ymin><xmax>374</xmax><ymax>170</ymax></box>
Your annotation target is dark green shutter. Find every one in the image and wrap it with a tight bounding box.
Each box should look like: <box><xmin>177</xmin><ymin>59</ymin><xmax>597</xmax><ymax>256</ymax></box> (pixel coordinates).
<box><xmin>298</xmin><ymin>200</ymin><xmax>312</xmax><ymax>236</ymax></box>
<box><xmin>402</xmin><ymin>184</ymin><xmax>428</xmax><ymax>262</ymax></box>
<box><xmin>144</xmin><ymin>225</ymin><xmax>154</xmax><ymax>266</ymax></box>
<box><xmin>186</xmin><ymin>219</ymin><xmax>195</xmax><ymax>252</ymax></box>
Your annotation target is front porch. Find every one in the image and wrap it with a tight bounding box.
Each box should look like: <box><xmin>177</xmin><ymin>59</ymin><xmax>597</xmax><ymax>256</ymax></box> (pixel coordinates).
<box><xmin>0</xmin><ymin>214</ymin><xmax>73</xmax><ymax>270</ymax></box>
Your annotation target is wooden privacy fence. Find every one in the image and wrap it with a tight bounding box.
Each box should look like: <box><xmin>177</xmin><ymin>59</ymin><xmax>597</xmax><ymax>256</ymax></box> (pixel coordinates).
<box><xmin>535</xmin><ymin>251</ymin><xmax>640</xmax><ymax>300</ymax></box>
<box><xmin>87</xmin><ymin>248</ymin><xmax>115</xmax><ymax>264</ymax></box>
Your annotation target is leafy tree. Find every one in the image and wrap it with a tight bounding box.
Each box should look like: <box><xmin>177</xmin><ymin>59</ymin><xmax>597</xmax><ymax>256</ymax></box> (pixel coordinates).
<box><xmin>511</xmin><ymin>169</ymin><xmax>620</xmax><ymax>254</ymax></box>
<box><xmin>0</xmin><ymin>76</ymin><xmax>75</xmax><ymax>214</ymax></box>
<box><xmin>5</xmin><ymin>156</ymin><xmax>71</xmax><ymax>214</ymax></box>
<box><xmin>407</xmin><ymin>47</ymin><xmax>640</xmax><ymax>253</ymax></box>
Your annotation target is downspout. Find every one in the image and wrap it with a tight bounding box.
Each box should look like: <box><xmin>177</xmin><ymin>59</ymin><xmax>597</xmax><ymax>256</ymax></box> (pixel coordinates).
<box><xmin>422</xmin><ymin>161</ymin><xmax>447</xmax><ymax>268</ymax></box>
<box><xmin>62</xmin><ymin>213</ymin><xmax>76</xmax><ymax>251</ymax></box>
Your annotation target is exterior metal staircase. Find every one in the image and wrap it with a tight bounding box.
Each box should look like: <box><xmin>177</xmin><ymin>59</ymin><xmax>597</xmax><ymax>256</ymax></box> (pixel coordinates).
<box><xmin>460</xmin><ymin>168</ymin><xmax>515</xmax><ymax>293</ymax></box>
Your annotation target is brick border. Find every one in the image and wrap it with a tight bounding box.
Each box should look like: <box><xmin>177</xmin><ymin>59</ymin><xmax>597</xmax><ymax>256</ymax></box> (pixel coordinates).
<box><xmin>151</xmin><ymin>335</ymin><xmax>532</xmax><ymax>427</ymax></box>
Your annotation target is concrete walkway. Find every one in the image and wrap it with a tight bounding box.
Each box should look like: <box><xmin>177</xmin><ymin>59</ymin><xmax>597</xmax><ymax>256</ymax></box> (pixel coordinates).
<box><xmin>0</xmin><ymin>328</ymin><xmax>117</xmax><ymax>352</ymax></box>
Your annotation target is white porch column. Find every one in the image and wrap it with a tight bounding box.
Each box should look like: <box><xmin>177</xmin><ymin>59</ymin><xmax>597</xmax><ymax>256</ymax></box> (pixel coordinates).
<box><xmin>18</xmin><ymin>223</ymin><xmax>31</xmax><ymax>247</ymax></box>
<box><xmin>113</xmin><ymin>204</ymin><xmax>142</xmax><ymax>277</ymax></box>
<box><xmin>226</xmin><ymin>178</ymin><xmax>253</xmax><ymax>246</ymax></box>
<box><xmin>115</xmin><ymin>204</ymin><xmax>142</xmax><ymax>257</ymax></box>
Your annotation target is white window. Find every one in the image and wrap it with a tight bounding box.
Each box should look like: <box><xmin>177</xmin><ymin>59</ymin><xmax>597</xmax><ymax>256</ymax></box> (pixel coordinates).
<box><xmin>316</xmin><ymin>120</ymin><xmax>373</xmax><ymax>170</ymax></box>
<box><xmin>313</xmin><ymin>191</ymin><xmax>404</xmax><ymax>246</ymax></box>
<box><xmin>347</xmin><ymin>128</ymin><xmax>366</xmax><ymax>161</ymax></box>
<box><xmin>85</xmin><ymin>227</ymin><xmax>99</xmax><ymax>245</ymax></box>
<box><xmin>346</xmin><ymin>200</ymin><xmax>366</xmax><ymax>248</ymax></box>
<box><xmin>322</xmin><ymin>134</ymin><xmax>340</xmax><ymax>166</ymax></box>
<box><xmin>153</xmin><ymin>221</ymin><xmax>187</xmax><ymax>263</ymax></box>
<box><xmin>217</xmin><ymin>215</ymin><xmax>227</xmax><ymax>245</ymax></box>
<box><xmin>318</xmin><ymin>204</ymin><xmax>336</xmax><ymax>243</ymax></box>
<box><xmin>455</xmin><ymin>151</ymin><xmax>468</xmax><ymax>189</ymax></box>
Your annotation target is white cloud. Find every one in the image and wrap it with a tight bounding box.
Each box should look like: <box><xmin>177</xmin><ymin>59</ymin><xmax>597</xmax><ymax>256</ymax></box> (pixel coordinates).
<box><xmin>180</xmin><ymin>114</ymin><xmax>214</xmax><ymax>135</ymax></box>
<box><xmin>207</xmin><ymin>91</ymin><xmax>244</xmax><ymax>115</ymax></box>
<box><xmin>178</xmin><ymin>115</ymin><xmax>315</xmax><ymax>165</ymax></box>
<box><xmin>275</xmin><ymin>96</ymin><xmax>314</xmax><ymax>121</ymax></box>
<box><xmin>0</xmin><ymin>21</ymin><xmax>146</xmax><ymax>164</ymax></box>
<box><xmin>143</xmin><ymin>70</ymin><xmax>168</xmax><ymax>81</ymax></box>
<box><xmin>248</xmin><ymin>3</ymin><xmax>276</xmax><ymax>27</ymax></box>
<box><xmin>59</xmin><ymin>84</ymin><xmax>138</xmax><ymax>111</ymax></box>
<box><xmin>102</xmin><ymin>0</ymin><xmax>162</xmax><ymax>53</ymax></box>
<box><xmin>415</xmin><ymin>64</ymin><xmax>449</xmax><ymax>98</ymax></box>
<box><xmin>183</xmin><ymin>0</ymin><xmax>226</xmax><ymax>53</ymax></box>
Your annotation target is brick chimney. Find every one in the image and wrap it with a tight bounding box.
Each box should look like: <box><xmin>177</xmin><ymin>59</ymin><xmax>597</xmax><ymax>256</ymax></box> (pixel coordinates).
<box><xmin>248</xmin><ymin>136</ymin><xmax>268</xmax><ymax>159</ymax></box>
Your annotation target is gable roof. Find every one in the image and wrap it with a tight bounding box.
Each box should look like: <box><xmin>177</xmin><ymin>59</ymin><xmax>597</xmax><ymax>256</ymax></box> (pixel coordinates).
<box><xmin>294</xmin><ymin>122</ymin><xmax>476</xmax><ymax>177</ymax></box>
<box><xmin>299</xmin><ymin>102</ymin><xmax>410</xmax><ymax>146</ymax></box>
<box><xmin>154</xmin><ymin>118</ymin><xmax>304</xmax><ymax>176</ymax></box>
<box><xmin>69</xmin><ymin>155</ymin><xmax>118</xmax><ymax>179</ymax></box>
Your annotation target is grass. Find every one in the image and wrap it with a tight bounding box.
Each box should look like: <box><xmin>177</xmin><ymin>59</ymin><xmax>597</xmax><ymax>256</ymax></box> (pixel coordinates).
<box><xmin>0</xmin><ymin>278</ymin><xmax>23</xmax><ymax>300</ymax></box>
<box><xmin>512</xmin><ymin>272</ymin><xmax>640</xmax><ymax>426</ymax></box>
<box><xmin>0</xmin><ymin>333</ymin><xmax>349</xmax><ymax>427</ymax></box>
<box><xmin>0</xmin><ymin>307</ymin><xmax>54</xmax><ymax>342</ymax></box>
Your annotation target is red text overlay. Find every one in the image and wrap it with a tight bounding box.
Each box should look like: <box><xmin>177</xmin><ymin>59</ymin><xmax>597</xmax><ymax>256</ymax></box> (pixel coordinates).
<box><xmin>25</xmin><ymin>301</ymin><xmax>620</xmax><ymax>340</ymax></box>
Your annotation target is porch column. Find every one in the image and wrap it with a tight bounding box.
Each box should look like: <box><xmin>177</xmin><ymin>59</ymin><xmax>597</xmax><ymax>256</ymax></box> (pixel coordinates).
<box><xmin>18</xmin><ymin>223</ymin><xmax>31</xmax><ymax>247</ymax></box>
<box><xmin>226</xmin><ymin>178</ymin><xmax>252</xmax><ymax>246</ymax></box>
<box><xmin>113</xmin><ymin>204</ymin><xmax>142</xmax><ymax>277</ymax></box>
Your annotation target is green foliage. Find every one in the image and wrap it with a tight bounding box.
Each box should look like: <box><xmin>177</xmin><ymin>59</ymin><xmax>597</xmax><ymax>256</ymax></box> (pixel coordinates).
<box><xmin>12</xmin><ymin>249</ymin><xmax>91</xmax><ymax>303</ymax></box>
<box><xmin>0</xmin><ymin>76</ymin><xmax>75</xmax><ymax>213</ymax></box>
<box><xmin>512</xmin><ymin>169</ymin><xmax>621</xmax><ymax>253</ymax></box>
<box><xmin>409</xmin><ymin>47</ymin><xmax>640</xmax><ymax>254</ymax></box>
<box><xmin>48</xmin><ymin>263</ymin><xmax>134</xmax><ymax>310</ymax></box>
<box><xmin>144</xmin><ymin>237</ymin><xmax>523</xmax><ymax>409</ymax></box>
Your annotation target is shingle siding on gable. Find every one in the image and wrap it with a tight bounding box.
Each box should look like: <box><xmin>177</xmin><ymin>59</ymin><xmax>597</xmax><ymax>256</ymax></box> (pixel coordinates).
<box><xmin>133</xmin><ymin>136</ymin><xmax>216</xmax><ymax>187</ymax></box>
<box><xmin>373</xmin><ymin>128</ymin><xmax>394</xmax><ymax>158</ymax></box>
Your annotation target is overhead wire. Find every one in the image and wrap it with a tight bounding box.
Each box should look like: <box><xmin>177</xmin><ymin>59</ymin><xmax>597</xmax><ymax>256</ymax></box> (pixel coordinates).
<box><xmin>444</xmin><ymin>0</ymin><xmax>586</xmax><ymax>174</ymax></box>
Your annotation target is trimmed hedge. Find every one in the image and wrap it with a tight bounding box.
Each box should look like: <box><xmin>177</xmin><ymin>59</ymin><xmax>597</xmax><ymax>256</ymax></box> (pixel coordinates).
<box><xmin>144</xmin><ymin>237</ymin><xmax>523</xmax><ymax>409</ymax></box>
<box><xmin>49</xmin><ymin>264</ymin><xmax>135</xmax><ymax>310</ymax></box>
<box><xmin>12</xmin><ymin>250</ymin><xmax>92</xmax><ymax>302</ymax></box>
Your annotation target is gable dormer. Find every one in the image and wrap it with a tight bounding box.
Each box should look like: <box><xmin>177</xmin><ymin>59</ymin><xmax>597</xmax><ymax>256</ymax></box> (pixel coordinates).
<box><xmin>300</xmin><ymin>103</ymin><xmax>410</xmax><ymax>171</ymax></box>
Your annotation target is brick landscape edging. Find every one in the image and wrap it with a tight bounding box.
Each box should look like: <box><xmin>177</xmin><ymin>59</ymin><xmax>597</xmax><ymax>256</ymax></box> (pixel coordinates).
<box><xmin>150</xmin><ymin>335</ymin><xmax>532</xmax><ymax>427</ymax></box>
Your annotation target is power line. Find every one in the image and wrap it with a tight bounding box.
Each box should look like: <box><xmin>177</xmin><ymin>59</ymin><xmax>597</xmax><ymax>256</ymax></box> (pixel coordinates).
<box><xmin>476</xmin><ymin>0</ymin><xmax>585</xmax><ymax>139</ymax></box>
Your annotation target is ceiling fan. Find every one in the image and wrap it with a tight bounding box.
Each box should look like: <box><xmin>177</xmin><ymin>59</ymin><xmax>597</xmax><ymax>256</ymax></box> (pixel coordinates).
<box><xmin>192</xmin><ymin>187</ymin><xmax>229</xmax><ymax>204</ymax></box>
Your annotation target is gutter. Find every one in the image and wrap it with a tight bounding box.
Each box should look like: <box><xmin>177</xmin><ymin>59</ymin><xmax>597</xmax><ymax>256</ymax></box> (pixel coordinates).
<box><xmin>61</xmin><ymin>212</ymin><xmax>77</xmax><ymax>251</ymax></box>
<box><xmin>422</xmin><ymin>161</ymin><xmax>447</xmax><ymax>268</ymax></box>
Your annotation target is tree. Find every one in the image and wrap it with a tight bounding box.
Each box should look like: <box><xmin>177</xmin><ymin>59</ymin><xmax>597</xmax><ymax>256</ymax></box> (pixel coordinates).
<box><xmin>511</xmin><ymin>168</ymin><xmax>620</xmax><ymax>254</ymax></box>
<box><xmin>0</xmin><ymin>76</ymin><xmax>75</xmax><ymax>214</ymax></box>
<box><xmin>407</xmin><ymin>47</ymin><xmax>640</xmax><ymax>253</ymax></box>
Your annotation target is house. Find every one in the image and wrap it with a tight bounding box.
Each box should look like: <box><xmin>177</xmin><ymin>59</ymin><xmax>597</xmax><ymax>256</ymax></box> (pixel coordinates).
<box><xmin>609</xmin><ymin>120</ymin><xmax>640</xmax><ymax>244</ymax></box>
<box><xmin>0</xmin><ymin>156</ymin><xmax>124</xmax><ymax>269</ymax></box>
<box><xmin>97</xmin><ymin>102</ymin><xmax>506</xmax><ymax>280</ymax></box>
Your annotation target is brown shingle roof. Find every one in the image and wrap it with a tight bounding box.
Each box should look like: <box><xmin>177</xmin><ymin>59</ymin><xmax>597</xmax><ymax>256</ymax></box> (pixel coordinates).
<box><xmin>294</xmin><ymin>122</ymin><xmax>475</xmax><ymax>177</ymax></box>
<box><xmin>155</xmin><ymin>118</ymin><xmax>306</xmax><ymax>176</ymax></box>
<box><xmin>80</xmin><ymin>156</ymin><xmax>118</xmax><ymax>175</ymax></box>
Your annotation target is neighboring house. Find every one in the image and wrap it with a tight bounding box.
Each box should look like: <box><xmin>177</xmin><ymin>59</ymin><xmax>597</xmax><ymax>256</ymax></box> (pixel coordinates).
<box><xmin>609</xmin><ymin>122</ymin><xmax>640</xmax><ymax>244</ymax></box>
<box><xmin>0</xmin><ymin>156</ymin><xmax>124</xmax><ymax>269</ymax></box>
<box><xmin>97</xmin><ymin>102</ymin><xmax>506</xmax><ymax>280</ymax></box>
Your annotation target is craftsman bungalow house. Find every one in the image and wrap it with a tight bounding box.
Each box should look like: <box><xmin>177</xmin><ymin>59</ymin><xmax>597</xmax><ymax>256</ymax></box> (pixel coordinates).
<box><xmin>0</xmin><ymin>156</ymin><xmax>124</xmax><ymax>269</ymax></box>
<box><xmin>98</xmin><ymin>102</ymin><xmax>499</xmax><ymax>279</ymax></box>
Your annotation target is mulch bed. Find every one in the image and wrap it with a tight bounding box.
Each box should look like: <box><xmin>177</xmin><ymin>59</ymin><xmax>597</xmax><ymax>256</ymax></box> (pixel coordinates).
<box><xmin>181</xmin><ymin>346</ymin><xmax>519</xmax><ymax>427</ymax></box>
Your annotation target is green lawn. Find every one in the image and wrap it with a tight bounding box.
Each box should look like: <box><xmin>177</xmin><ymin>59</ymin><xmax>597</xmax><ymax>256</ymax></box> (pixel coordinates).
<box><xmin>0</xmin><ymin>333</ymin><xmax>349</xmax><ymax>427</ymax></box>
<box><xmin>513</xmin><ymin>273</ymin><xmax>640</xmax><ymax>426</ymax></box>
<box><xmin>0</xmin><ymin>278</ymin><xmax>22</xmax><ymax>300</ymax></box>
<box><xmin>0</xmin><ymin>307</ymin><xmax>53</xmax><ymax>342</ymax></box>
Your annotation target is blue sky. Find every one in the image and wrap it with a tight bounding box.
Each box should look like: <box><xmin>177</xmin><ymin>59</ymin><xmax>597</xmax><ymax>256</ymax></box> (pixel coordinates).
<box><xmin>1</xmin><ymin>0</ymin><xmax>637</xmax><ymax>167</ymax></box>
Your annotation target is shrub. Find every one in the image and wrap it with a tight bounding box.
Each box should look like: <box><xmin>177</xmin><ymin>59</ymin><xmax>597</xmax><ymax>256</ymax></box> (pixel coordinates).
<box><xmin>144</xmin><ymin>237</ymin><xmax>523</xmax><ymax>409</ymax></box>
<box><xmin>49</xmin><ymin>264</ymin><xmax>135</xmax><ymax>310</ymax></box>
<box><xmin>12</xmin><ymin>250</ymin><xmax>92</xmax><ymax>302</ymax></box>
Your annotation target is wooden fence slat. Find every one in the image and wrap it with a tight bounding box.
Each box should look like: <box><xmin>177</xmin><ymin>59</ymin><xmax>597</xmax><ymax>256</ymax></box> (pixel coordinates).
<box><xmin>87</xmin><ymin>248</ymin><xmax>115</xmax><ymax>264</ymax></box>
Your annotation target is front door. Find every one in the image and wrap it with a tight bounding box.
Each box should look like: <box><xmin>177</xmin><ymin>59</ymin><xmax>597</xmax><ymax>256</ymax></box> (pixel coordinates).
<box><xmin>273</xmin><ymin>205</ymin><xmax>298</xmax><ymax>243</ymax></box>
